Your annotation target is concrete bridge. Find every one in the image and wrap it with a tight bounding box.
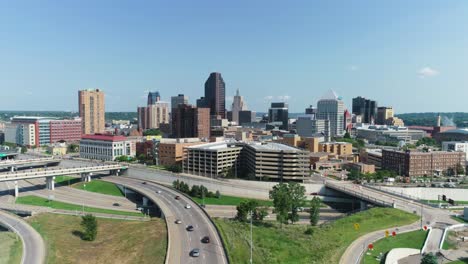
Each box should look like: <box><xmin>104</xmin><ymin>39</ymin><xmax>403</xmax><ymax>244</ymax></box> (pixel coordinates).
<box><xmin>325</xmin><ymin>181</ymin><xmax>394</xmax><ymax>208</ymax></box>
<box><xmin>0</xmin><ymin>157</ymin><xmax>61</xmax><ymax>171</ymax></box>
<box><xmin>0</xmin><ymin>164</ymin><xmax>127</xmax><ymax>197</ymax></box>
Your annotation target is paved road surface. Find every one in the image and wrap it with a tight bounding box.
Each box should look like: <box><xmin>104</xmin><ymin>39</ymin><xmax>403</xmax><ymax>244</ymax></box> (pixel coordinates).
<box><xmin>104</xmin><ymin>176</ymin><xmax>228</xmax><ymax>264</ymax></box>
<box><xmin>0</xmin><ymin>210</ymin><xmax>46</xmax><ymax>264</ymax></box>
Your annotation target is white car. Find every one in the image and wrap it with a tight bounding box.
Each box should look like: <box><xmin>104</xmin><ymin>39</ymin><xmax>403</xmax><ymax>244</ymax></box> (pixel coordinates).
<box><xmin>185</xmin><ymin>204</ymin><xmax>191</xmax><ymax>209</ymax></box>
<box><xmin>156</xmin><ymin>190</ymin><xmax>162</xmax><ymax>194</ymax></box>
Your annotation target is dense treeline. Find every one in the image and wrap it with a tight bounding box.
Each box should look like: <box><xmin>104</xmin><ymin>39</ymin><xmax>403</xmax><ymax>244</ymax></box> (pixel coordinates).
<box><xmin>396</xmin><ymin>112</ymin><xmax>468</xmax><ymax>127</ymax></box>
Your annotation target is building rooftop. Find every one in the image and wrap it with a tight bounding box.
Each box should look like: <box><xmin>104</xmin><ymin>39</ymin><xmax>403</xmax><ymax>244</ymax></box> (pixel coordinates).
<box><xmin>186</xmin><ymin>140</ymin><xmax>240</xmax><ymax>151</ymax></box>
<box><xmin>81</xmin><ymin>134</ymin><xmax>128</xmax><ymax>142</ymax></box>
<box><xmin>246</xmin><ymin>142</ymin><xmax>302</xmax><ymax>152</ymax></box>
<box><xmin>441</xmin><ymin>128</ymin><xmax>468</xmax><ymax>135</ymax></box>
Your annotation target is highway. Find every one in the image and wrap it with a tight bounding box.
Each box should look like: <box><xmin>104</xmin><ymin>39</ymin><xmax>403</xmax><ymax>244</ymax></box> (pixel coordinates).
<box><xmin>103</xmin><ymin>176</ymin><xmax>228</xmax><ymax>264</ymax></box>
<box><xmin>0</xmin><ymin>210</ymin><xmax>46</xmax><ymax>264</ymax></box>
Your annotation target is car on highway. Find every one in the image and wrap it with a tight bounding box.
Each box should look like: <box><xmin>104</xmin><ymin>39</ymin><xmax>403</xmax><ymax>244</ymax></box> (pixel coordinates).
<box><xmin>156</xmin><ymin>190</ymin><xmax>162</xmax><ymax>194</ymax></box>
<box><xmin>185</xmin><ymin>204</ymin><xmax>191</xmax><ymax>209</ymax></box>
<box><xmin>142</xmin><ymin>182</ymin><xmax>147</xmax><ymax>185</ymax></box>
<box><xmin>175</xmin><ymin>219</ymin><xmax>182</xmax><ymax>224</ymax></box>
<box><xmin>190</xmin><ymin>248</ymin><xmax>200</xmax><ymax>257</ymax></box>
<box><xmin>112</xmin><ymin>203</ymin><xmax>121</xmax><ymax>207</ymax></box>
<box><xmin>186</xmin><ymin>225</ymin><xmax>194</xmax><ymax>231</ymax></box>
<box><xmin>175</xmin><ymin>196</ymin><xmax>181</xmax><ymax>200</ymax></box>
<box><xmin>201</xmin><ymin>236</ymin><xmax>210</xmax><ymax>243</ymax></box>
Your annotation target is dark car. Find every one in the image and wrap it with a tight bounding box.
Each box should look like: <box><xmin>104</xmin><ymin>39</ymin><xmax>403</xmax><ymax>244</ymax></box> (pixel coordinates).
<box><xmin>142</xmin><ymin>182</ymin><xmax>147</xmax><ymax>185</ymax></box>
<box><xmin>190</xmin><ymin>248</ymin><xmax>200</xmax><ymax>257</ymax></box>
<box><xmin>186</xmin><ymin>225</ymin><xmax>194</xmax><ymax>231</ymax></box>
<box><xmin>201</xmin><ymin>236</ymin><xmax>210</xmax><ymax>243</ymax></box>
<box><xmin>175</xmin><ymin>196</ymin><xmax>181</xmax><ymax>200</ymax></box>
<box><xmin>112</xmin><ymin>203</ymin><xmax>121</xmax><ymax>207</ymax></box>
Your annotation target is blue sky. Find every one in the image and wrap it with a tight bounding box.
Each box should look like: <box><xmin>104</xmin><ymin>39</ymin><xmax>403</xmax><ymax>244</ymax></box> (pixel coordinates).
<box><xmin>1</xmin><ymin>1</ymin><xmax>467</xmax><ymax>113</ymax></box>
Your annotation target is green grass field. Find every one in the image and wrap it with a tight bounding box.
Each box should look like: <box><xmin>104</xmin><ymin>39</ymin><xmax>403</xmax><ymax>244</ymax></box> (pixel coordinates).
<box><xmin>16</xmin><ymin>195</ymin><xmax>142</xmax><ymax>217</ymax></box>
<box><xmin>54</xmin><ymin>176</ymin><xmax>80</xmax><ymax>186</ymax></box>
<box><xmin>214</xmin><ymin>208</ymin><xmax>419</xmax><ymax>264</ymax></box>
<box><xmin>191</xmin><ymin>195</ymin><xmax>273</xmax><ymax>207</ymax></box>
<box><xmin>0</xmin><ymin>231</ymin><xmax>22</xmax><ymax>264</ymax></box>
<box><xmin>452</xmin><ymin>216</ymin><xmax>468</xmax><ymax>223</ymax></box>
<box><xmin>28</xmin><ymin>214</ymin><xmax>166</xmax><ymax>264</ymax></box>
<box><xmin>73</xmin><ymin>180</ymin><xmax>124</xmax><ymax>197</ymax></box>
<box><xmin>443</xmin><ymin>231</ymin><xmax>458</xmax><ymax>250</ymax></box>
<box><xmin>361</xmin><ymin>230</ymin><xmax>427</xmax><ymax>263</ymax></box>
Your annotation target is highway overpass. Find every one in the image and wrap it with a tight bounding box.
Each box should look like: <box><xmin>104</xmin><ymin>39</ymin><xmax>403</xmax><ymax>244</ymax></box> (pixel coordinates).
<box><xmin>0</xmin><ymin>164</ymin><xmax>127</xmax><ymax>197</ymax></box>
<box><xmin>0</xmin><ymin>157</ymin><xmax>61</xmax><ymax>171</ymax></box>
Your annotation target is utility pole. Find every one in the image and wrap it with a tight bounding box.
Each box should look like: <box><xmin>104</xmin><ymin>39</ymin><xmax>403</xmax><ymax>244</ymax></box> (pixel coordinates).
<box><xmin>250</xmin><ymin>210</ymin><xmax>253</xmax><ymax>264</ymax></box>
<box><xmin>420</xmin><ymin>203</ymin><xmax>423</xmax><ymax>229</ymax></box>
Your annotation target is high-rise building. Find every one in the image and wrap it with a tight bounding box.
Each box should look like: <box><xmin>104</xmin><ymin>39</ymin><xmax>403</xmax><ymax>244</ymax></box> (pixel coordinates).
<box><xmin>305</xmin><ymin>105</ymin><xmax>317</xmax><ymax>116</ymax></box>
<box><xmin>172</xmin><ymin>104</ymin><xmax>210</xmax><ymax>139</ymax></box>
<box><xmin>231</xmin><ymin>89</ymin><xmax>248</xmax><ymax>124</ymax></box>
<box><xmin>268</xmin><ymin>102</ymin><xmax>289</xmax><ymax>130</ymax></box>
<box><xmin>317</xmin><ymin>90</ymin><xmax>345</xmax><ymax>138</ymax></box>
<box><xmin>352</xmin><ymin>96</ymin><xmax>377</xmax><ymax>124</ymax></box>
<box><xmin>138</xmin><ymin>92</ymin><xmax>170</xmax><ymax>130</ymax></box>
<box><xmin>238</xmin><ymin>110</ymin><xmax>256</xmax><ymax>125</ymax></box>
<box><xmin>376</xmin><ymin>107</ymin><xmax>394</xmax><ymax>125</ymax></box>
<box><xmin>147</xmin><ymin>91</ymin><xmax>161</xmax><ymax>105</ymax></box>
<box><xmin>201</xmin><ymin>72</ymin><xmax>226</xmax><ymax>118</ymax></box>
<box><xmin>171</xmin><ymin>94</ymin><xmax>189</xmax><ymax>110</ymax></box>
<box><xmin>78</xmin><ymin>89</ymin><xmax>105</xmax><ymax>134</ymax></box>
<box><xmin>296</xmin><ymin>115</ymin><xmax>330</xmax><ymax>139</ymax></box>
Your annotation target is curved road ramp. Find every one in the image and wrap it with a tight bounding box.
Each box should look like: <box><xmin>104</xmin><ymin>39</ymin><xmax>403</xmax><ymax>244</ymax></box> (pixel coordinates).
<box><xmin>103</xmin><ymin>176</ymin><xmax>228</xmax><ymax>264</ymax></box>
<box><xmin>0</xmin><ymin>210</ymin><xmax>46</xmax><ymax>264</ymax></box>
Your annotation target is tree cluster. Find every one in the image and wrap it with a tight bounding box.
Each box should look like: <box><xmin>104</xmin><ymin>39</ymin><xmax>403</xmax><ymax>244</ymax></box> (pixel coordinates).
<box><xmin>269</xmin><ymin>182</ymin><xmax>306</xmax><ymax>227</ymax></box>
<box><xmin>235</xmin><ymin>200</ymin><xmax>268</xmax><ymax>222</ymax></box>
<box><xmin>143</xmin><ymin>129</ymin><xmax>162</xmax><ymax>136</ymax></box>
<box><xmin>172</xmin><ymin>180</ymin><xmax>220</xmax><ymax>199</ymax></box>
<box><xmin>114</xmin><ymin>155</ymin><xmax>137</xmax><ymax>162</ymax></box>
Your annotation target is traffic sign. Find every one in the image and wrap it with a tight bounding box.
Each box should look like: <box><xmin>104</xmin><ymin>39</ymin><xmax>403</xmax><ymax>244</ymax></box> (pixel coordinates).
<box><xmin>354</xmin><ymin>223</ymin><xmax>360</xmax><ymax>230</ymax></box>
<box><xmin>385</xmin><ymin>230</ymin><xmax>389</xmax><ymax>237</ymax></box>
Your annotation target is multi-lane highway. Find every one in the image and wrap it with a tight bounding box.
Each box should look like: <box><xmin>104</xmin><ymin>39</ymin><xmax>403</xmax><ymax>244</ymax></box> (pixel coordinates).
<box><xmin>0</xmin><ymin>210</ymin><xmax>46</xmax><ymax>264</ymax></box>
<box><xmin>103</xmin><ymin>176</ymin><xmax>228</xmax><ymax>264</ymax></box>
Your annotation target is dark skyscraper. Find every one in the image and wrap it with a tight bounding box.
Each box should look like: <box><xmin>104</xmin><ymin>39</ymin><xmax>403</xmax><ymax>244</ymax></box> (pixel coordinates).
<box><xmin>268</xmin><ymin>102</ymin><xmax>289</xmax><ymax>130</ymax></box>
<box><xmin>203</xmin><ymin>72</ymin><xmax>226</xmax><ymax>118</ymax></box>
<box><xmin>172</xmin><ymin>104</ymin><xmax>210</xmax><ymax>139</ymax></box>
<box><xmin>352</xmin><ymin>96</ymin><xmax>377</xmax><ymax>124</ymax></box>
<box><xmin>147</xmin><ymin>91</ymin><xmax>161</xmax><ymax>105</ymax></box>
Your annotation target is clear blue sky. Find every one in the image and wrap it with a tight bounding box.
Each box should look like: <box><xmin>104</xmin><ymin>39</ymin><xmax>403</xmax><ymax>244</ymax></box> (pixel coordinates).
<box><xmin>1</xmin><ymin>1</ymin><xmax>467</xmax><ymax>113</ymax></box>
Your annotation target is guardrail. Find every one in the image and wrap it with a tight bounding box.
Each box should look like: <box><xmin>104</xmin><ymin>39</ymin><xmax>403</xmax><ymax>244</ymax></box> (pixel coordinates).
<box><xmin>325</xmin><ymin>182</ymin><xmax>393</xmax><ymax>207</ymax></box>
<box><xmin>0</xmin><ymin>164</ymin><xmax>127</xmax><ymax>182</ymax></box>
<box><xmin>362</xmin><ymin>184</ymin><xmax>437</xmax><ymax>208</ymax></box>
<box><xmin>0</xmin><ymin>157</ymin><xmax>58</xmax><ymax>165</ymax></box>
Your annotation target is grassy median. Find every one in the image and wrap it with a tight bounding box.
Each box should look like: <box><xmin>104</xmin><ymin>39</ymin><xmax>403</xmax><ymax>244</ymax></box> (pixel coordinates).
<box><xmin>0</xmin><ymin>231</ymin><xmax>22</xmax><ymax>264</ymax></box>
<box><xmin>73</xmin><ymin>180</ymin><xmax>124</xmax><ymax>197</ymax></box>
<box><xmin>28</xmin><ymin>214</ymin><xmax>166</xmax><ymax>264</ymax></box>
<box><xmin>16</xmin><ymin>195</ymin><xmax>142</xmax><ymax>217</ymax></box>
<box><xmin>361</xmin><ymin>230</ymin><xmax>427</xmax><ymax>263</ymax></box>
<box><xmin>214</xmin><ymin>208</ymin><xmax>419</xmax><ymax>264</ymax></box>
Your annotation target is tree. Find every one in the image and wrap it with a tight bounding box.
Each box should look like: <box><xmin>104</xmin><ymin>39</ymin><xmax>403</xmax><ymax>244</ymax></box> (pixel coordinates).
<box><xmin>288</xmin><ymin>182</ymin><xmax>306</xmax><ymax>224</ymax></box>
<box><xmin>166</xmin><ymin>164</ymin><xmax>182</xmax><ymax>173</ymax></box>
<box><xmin>68</xmin><ymin>143</ymin><xmax>79</xmax><ymax>153</ymax></box>
<box><xmin>137</xmin><ymin>154</ymin><xmax>147</xmax><ymax>162</ymax></box>
<box><xmin>190</xmin><ymin>185</ymin><xmax>201</xmax><ymax>198</ymax></box>
<box><xmin>347</xmin><ymin>169</ymin><xmax>362</xmax><ymax>181</ymax></box>
<box><xmin>456</xmin><ymin>163</ymin><xmax>465</xmax><ymax>176</ymax></box>
<box><xmin>173</xmin><ymin>180</ymin><xmax>181</xmax><ymax>190</ymax></box>
<box><xmin>143</xmin><ymin>129</ymin><xmax>162</xmax><ymax>136</ymax></box>
<box><xmin>21</xmin><ymin>146</ymin><xmax>27</xmax><ymax>154</ymax></box>
<box><xmin>269</xmin><ymin>183</ymin><xmax>292</xmax><ymax>227</ymax></box>
<box><xmin>309</xmin><ymin>197</ymin><xmax>321</xmax><ymax>226</ymax></box>
<box><xmin>81</xmin><ymin>214</ymin><xmax>98</xmax><ymax>241</ymax></box>
<box><xmin>344</xmin><ymin>132</ymin><xmax>351</xmax><ymax>139</ymax></box>
<box><xmin>236</xmin><ymin>200</ymin><xmax>259</xmax><ymax>222</ymax></box>
<box><xmin>215</xmin><ymin>190</ymin><xmax>221</xmax><ymax>199</ymax></box>
<box><xmin>420</xmin><ymin>253</ymin><xmax>438</xmax><ymax>264</ymax></box>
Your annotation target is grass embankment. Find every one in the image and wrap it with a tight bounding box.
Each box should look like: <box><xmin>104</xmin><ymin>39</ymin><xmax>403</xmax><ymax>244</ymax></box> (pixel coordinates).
<box><xmin>443</xmin><ymin>231</ymin><xmax>459</xmax><ymax>250</ymax></box>
<box><xmin>214</xmin><ymin>208</ymin><xmax>419</xmax><ymax>264</ymax></box>
<box><xmin>54</xmin><ymin>176</ymin><xmax>80</xmax><ymax>186</ymax></box>
<box><xmin>0</xmin><ymin>231</ymin><xmax>22</xmax><ymax>264</ymax></box>
<box><xmin>452</xmin><ymin>216</ymin><xmax>468</xmax><ymax>223</ymax></box>
<box><xmin>28</xmin><ymin>214</ymin><xmax>166</xmax><ymax>264</ymax></box>
<box><xmin>362</xmin><ymin>230</ymin><xmax>427</xmax><ymax>263</ymax></box>
<box><xmin>16</xmin><ymin>195</ymin><xmax>142</xmax><ymax>217</ymax></box>
<box><xmin>448</xmin><ymin>259</ymin><xmax>468</xmax><ymax>264</ymax></box>
<box><xmin>73</xmin><ymin>180</ymin><xmax>124</xmax><ymax>197</ymax></box>
<box><xmin>192</xmin><ymin>195</ymin><xmax>273</xmax><ymax>207</ymax></box>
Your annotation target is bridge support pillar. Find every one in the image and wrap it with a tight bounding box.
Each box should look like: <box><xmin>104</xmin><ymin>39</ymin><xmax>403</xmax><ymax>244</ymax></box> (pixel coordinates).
<box><xmin>360</xmin><ymin>201</ymin><xmax>368</xmax><ymax>211</ymax></box>
<box><xmin>45</xmin><ymin>176</ymin><xmax>55</xmax><ymax>190</ymax></box>
<box><xmin>10</xmin><ymin>166</ymin><xmax>15</xmax><ymax>172</ymax></box>
<box><xmin>14</xmin><ymin>181</ymin><xmax>18</xmax><ymax>197</ymax></box>
<box><xmin>142</xmin><ymin>197</ymin><xmax>149</xmax><ymax>207</ymax></box>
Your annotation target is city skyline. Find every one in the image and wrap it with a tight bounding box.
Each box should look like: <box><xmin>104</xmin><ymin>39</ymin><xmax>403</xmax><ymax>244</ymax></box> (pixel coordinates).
<box><xmin>1</xmin><ymin>1</ymin><xmax>468</xmax><ymax>113</ymax></box>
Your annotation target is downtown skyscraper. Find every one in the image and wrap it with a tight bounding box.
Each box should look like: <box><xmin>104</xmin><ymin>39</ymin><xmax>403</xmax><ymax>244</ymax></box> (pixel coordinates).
<box><xmin>197</xmin><ymin>72</ymin><xmax>226</xmax><ymax>118</ymax></box>
<box><xmin>78</xmin><ymin>89</ymin><xmax>105</xmax><ymax>135</ymax></box>
<box><xmin>231</xmin><ymin>89</ymin><xmax>248</xmax><ymax>124</ymax></box>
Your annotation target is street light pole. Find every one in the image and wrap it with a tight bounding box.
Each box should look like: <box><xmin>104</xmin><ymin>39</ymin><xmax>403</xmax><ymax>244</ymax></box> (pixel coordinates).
<box><xmin>250</xmin><ymin>210</ymin><xmax>253</xmax><ymax>264</ymax></box>
<box><xmin>420</xmin><ymin>203</ymin><xmax>423</xmax><ymax>229</ymax></box>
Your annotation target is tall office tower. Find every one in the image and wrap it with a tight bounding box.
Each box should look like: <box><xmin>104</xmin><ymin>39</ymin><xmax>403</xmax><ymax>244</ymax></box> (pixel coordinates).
<box><xmin>305</xmin><ymin>105</ymin><xmax>317</xmax><ymax>115</ymax></box>
<box><xmin>147</xmin><ymin>91</ymin><xmax>161</xmax><ymax>105</ymax></box>
<box><xmin>316</xmin><ymin>90</ymin><xmax>345</xmax><ymax>137</ymax></box>
<box><xmin>268</xmin><ymin>102</ymin><xmax>289</xmax><ymax>130</ymax></box>
<box><xmin>138</xmin><ymin>92</ymin><xmax>169</xmax><ymax>130</ymax></box>
<box><xmin>203</xmin><ymin>72</ymin><xmax>226</xmax><ymax>118</ymax></box>
<box><xmin>376</xmin><ymin>107</ymin><xmax>394</xmax><ymax>125</ymax></box>
<box><xmin>78</xmin><ymin>89</ymin><xmax>105</xmax><ymax>135</ymax></box>
<box><xmin>352</xmin><ymin>96</ymin><xmax>377</xmax><ymax>124</ymax></box>
<box><xmin>172</xmin><ymin>104</ymin><xmax>210</xmax><ymax>139</ymax></box>
<box><xmin>171</xmin><ymin>94</ymin><xmax>189</xmax><ymax>110</ymax></box>
<box><xmin>231</xmin><ymin>89</ymin><xmax>248</xmax><ymax>124</ymax></box>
